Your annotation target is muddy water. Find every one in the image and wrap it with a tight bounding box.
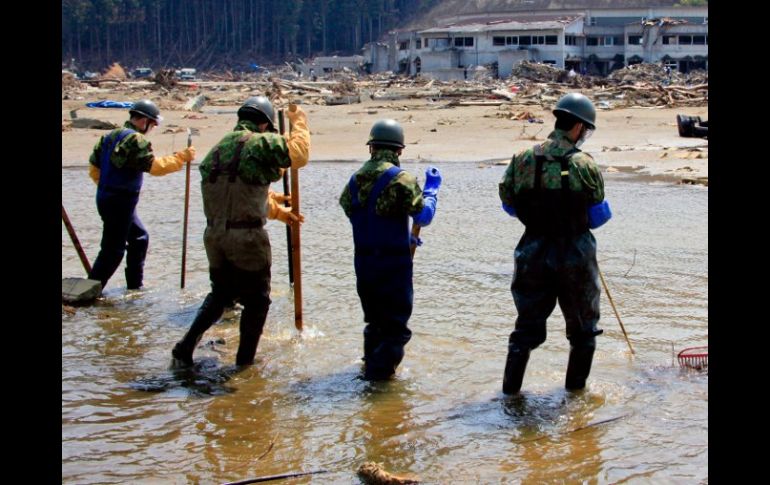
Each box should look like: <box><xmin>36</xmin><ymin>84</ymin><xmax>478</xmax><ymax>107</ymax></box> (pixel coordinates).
<box><xmin>62</xmin><ymin>161</ymin><xmax>707</xmax><ymax>484</ymax></box>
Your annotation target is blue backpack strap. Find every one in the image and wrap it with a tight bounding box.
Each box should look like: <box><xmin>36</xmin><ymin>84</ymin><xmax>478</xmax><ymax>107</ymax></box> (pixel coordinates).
<box><xmin>366</xmin><ymin>166</ymin><xmax>402</xmax><ymax>211</ymax></box>
<box><xmin>100</xmin><ymin>129</ymin><xmax>136</xmax><ymax>169</ymax></box>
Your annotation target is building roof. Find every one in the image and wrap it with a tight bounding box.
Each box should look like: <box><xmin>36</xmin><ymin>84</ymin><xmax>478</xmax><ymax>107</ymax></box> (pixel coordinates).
<box><xmin>418</xmin><ymin>15</ymin><xmax>581</xmax><ymax>35</ymax></box>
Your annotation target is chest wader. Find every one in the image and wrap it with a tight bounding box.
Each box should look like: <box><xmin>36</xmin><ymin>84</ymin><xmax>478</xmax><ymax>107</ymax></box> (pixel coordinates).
<box><xmin>349</xmin><ymin>166</ymin><xmax>413</xmax><ymax>380</ymax></box>
<box><xmin>172</xmin><ymin>133</ymin><xmax>271</xmax><ymax>368</ymax></box>
<box><xmin>89</xmin><ymin>129</ymin><xmax>149</xmax><ymax>289</ymax></box>
<box><xmin>503</xmin><ymin>147</ymin><xmax>602</xmax><ymax>394</ymax></box>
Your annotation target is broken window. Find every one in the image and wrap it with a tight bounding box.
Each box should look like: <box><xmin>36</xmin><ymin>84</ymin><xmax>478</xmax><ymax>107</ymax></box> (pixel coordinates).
<box><xmin>692</xmin><ymin>35</ymin><xmax>706</xmax><ymax>45</ymax></box>
<box><xmin>565</xmin><ymin>35</ymin><xmax>577</xmax><ymax>46</ymax></box>
<box><xmin>399</xmin><ymin>41</ymin><xmax>409</xmax><ymax>50</ymax></box>
<box><xmin>546</xmin><ymin>35</ymin><xmax>558</xmax><ymax>45</ymax></box>
<box><xmin>678</xmin><ymin>35</ymin><xmax>692</xmax><ymax>45</ymax></box>
<box><xmin>454</xmin><ymin>37</ymin><xmax>474</xmax><ymax>47</ymax></box>
<box><xmin>519</xmin><ymin>36</ymin><xmax>532</xmax><ymax>45</ymax></box>
<box><xmin>416</xmin><ymin>39</ymin><xmax>422</xmax><ymax>49</ymax></box>
<box><xmin>629</xmin><ymin>35</ymin><xmax>642</xmax><ymax>45</ymax></box>
<box><xmin>493</xmin><ymin>36</ymin><xmax>505</xmax><ymax>46</ymax></box>
<box><xmin>587</xmin><ymin>37</ymin><xmax>598</xmax><ymax>46</ymax></box>
<box><xmin>506</xmin><ymin>36</ymin><xmax>518</xmax><ymax>45</ymax></box>
<box><xmin>531</xmin><ymin>36</ymin><xmax>546</xmax><ymax>45</ymax></box>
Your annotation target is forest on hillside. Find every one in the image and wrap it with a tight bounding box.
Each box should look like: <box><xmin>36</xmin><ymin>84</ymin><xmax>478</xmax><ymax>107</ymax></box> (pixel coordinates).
<box><xmin>62</xmin><ymin>0</ymin><xmax>442</xmax><ymax>71</ymax></box>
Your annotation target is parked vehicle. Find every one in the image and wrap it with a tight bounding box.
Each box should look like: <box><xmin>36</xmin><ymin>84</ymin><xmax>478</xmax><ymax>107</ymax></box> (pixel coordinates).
<box><xmin>132</xmin><ymin>67</ymin><xmax>154</xmax><ymax>79</ymax></box>
<box><xmin>176</xmin><ymin>68</ymin><xmax>197</xmax><ymax>80</ymax></box>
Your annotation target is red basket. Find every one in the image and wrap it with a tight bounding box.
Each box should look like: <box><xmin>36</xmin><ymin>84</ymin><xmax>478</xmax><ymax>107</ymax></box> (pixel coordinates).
<box><xmin>677</xmin><ymin>346</ymin><xmax>708</xmax><ymax>370</ymax></box>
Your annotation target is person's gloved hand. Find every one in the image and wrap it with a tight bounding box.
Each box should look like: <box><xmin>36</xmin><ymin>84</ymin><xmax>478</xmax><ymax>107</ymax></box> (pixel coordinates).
<box><xmin>285</xmin><ymin>104</ymin><xmax>306</xmax><ymax>124</ymax></box>
<box><xmin>588</xmin><ymin>200</ymin><xmax>612</xmax><ymax>229</ymax></box>
<box><xmin>177</xmin><ymin>146</ymin><xmax>196</xmax><ymax>163</ymax></box>
<box><xmin>267</xmin><ymin>190</ymin><xmax>304</xmax><ymax>225</ymax></box>
<box><xmin>270</xmin><ymin>190</ymin><xmax>291</xmax><ymax>205</ymax></box>
<box><xmin>423</xmin><ymin>166</ymin><xmax>442</xmax><ymax>198</ymax></box>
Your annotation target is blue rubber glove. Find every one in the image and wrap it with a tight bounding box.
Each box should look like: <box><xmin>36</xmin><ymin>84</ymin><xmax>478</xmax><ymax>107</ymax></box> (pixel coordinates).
<box><xmin>502</xmin><ymin>202</ymin><xmax>517</xmax><ymax>218</ymax></box>
<box><xmin>413</xmin><ymin>166</ymin><xmax>442</xmax><ymax>227</ymax></box>
<box><xmin>588</xmin><ymin>200</ymin><xmax>612</xmax><ymax>229</ymax></box>
<box><xmin>422</xmin><ymin>166</ymin><xmax>442</xmax><ymax>197</ymax></box>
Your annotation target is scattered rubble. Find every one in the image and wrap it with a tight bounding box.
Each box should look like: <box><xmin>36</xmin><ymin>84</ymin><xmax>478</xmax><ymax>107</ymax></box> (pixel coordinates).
<box><xmin>61</xmin><ymin>62</ymin><xmax>707</xmax><ymax>112</ymax></box>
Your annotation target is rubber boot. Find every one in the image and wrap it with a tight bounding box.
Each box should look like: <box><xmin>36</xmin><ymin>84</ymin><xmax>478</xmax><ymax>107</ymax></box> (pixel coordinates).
<box><xmin>676</xmin><ymin>114</ymin><xmax>699</xmax><ymax>138</ymax></box>
<box><xmin>502</xmin><ymin>347</ymin><xmax>530</xmax><ymax>395</ymax></box>
<box><xmin>234</xmin><ymin>302</ymin><xmax>269</xmax><ymax>366</ymax></box>
<box><xmin>363</xmin><ymin>341</ymin><xmax>404</xmax><ymax>381</ymax></box>
<box><xmin>565</xmin><ymin>344</ymin><xmax>596</xmax><ymax>390</ymax></box>
<box><xmin>171</xmin><ymin>294</ymin><xmax>226</xmax><ymax>367</ymax></box>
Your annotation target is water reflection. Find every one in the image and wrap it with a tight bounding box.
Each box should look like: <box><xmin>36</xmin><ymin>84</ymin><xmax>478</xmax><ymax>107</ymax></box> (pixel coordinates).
<box><xmin>63</xmin><ymin>163</ymin><xmax>707</xmax><ymax>483</ymax></box>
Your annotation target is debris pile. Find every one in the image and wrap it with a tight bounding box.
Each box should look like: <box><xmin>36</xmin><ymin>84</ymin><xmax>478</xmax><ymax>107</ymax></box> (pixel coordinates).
<box><xmin>151</xmin><ymin>69</ymin><xmax>178</xmax><ymax>89</ymax></box>
<box><xmin>60</xmin><ymin>61</ymin><xmax>707</xmax><ymax>110</ymax></box>
<box><xmin>101</xmin><ymin>62</ymin><xmax>127</xmax><ymax>81</ymax></box>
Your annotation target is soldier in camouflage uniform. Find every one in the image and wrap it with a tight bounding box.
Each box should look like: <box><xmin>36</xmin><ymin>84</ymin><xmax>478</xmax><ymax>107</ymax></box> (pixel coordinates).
<box><xmin>88</xmin><ymin>99</ymin><xmax>196</xmax><ymax>290</ymax></box>
<box><xmin>172</xmin><ymin>96</ymin><xmax>310</xmax><ymax>368</ymax></box>
<box><xmin>498</xmin><ymin>93</ymin><xmax>613</xmax><ymax>394</ymax></box>
<box><xmin>340</xmin><ymin>119</ymin><xmax>442</xmax><ymax>380</ymax></box>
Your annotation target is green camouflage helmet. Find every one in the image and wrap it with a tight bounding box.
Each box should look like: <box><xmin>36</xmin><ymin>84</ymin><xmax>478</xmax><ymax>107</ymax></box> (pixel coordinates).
<box><xmin>366</xmin><ymin>119</ymin><xmax>405</xmax><ymax>149</ymax></box>
<box><xmin>129</xmin><ymin>99</ymin><xmax>162</xmax><ymax>123</ymax></box>
<box><xmin>553</xmin><ymin>93</ymin><xmax>596</xmax><ymax>130</ymax></box>
<box><xmin>238</xmin><ymin>96</ymin><xmax>276</xmax><ymax>131</ymax></box>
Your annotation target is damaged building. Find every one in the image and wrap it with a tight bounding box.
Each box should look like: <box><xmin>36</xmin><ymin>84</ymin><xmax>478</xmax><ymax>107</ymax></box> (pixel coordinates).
<box><xmin>363</xmin><ymin>5</ymin><xmax>708</xmax><ymax>80</ymax></box>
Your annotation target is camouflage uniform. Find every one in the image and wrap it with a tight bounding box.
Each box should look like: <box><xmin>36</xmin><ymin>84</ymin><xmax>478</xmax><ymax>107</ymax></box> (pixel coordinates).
<box><xmin>174</xmin><ymin>115</ymin><xmax>309</xmax><ymax>367</ymax></box>
<box><xmin>87</xmin><ymin>122</ymin><xmax>156</xmax><ymax>289</ymax></box>
<box><xmin>340</xmin><ymin>150</ymin><xmax>425</xmax><ymax>380</ymax></box>
<box><xmin>498</xmin><ymin>129</ymin><xmax>605</xmax><ymax>391</ymax></box>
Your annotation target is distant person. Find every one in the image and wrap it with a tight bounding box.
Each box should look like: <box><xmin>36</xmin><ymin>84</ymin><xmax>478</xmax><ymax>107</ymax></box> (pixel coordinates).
<box><xmin>88</xmin><ymin>100</ymin><xmax>196</xmax><ymax>290</ymax></box>
<box><xmin>498</xmin><ymin>93</ymin><xmax>612</xmax><ymax>394</ymax></box>
<box><xmin>172</xmin><ymin>97</ymin><xmax>310</xmax><ymax>368</ymax></box>
<box><xmin>339</xmin><ymin>119</ymin><xmax>442</xmax><ymax>380</ymax></box>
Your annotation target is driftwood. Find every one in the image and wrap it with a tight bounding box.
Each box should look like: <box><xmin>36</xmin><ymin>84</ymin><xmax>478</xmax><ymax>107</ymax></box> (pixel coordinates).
<box><xmin>357</xmin><ymin>462</ymin><xmax>420</xmax><ymax>485</ymax></box>
<box><xmin>80</xmin><ymin>78</ymin><xmax>124</xmax><ymax>85</ymax></box>
<box><xmin>222</xmin><ymin>470</ymin><xmax>329</xmax><ymax>485</ymax></box>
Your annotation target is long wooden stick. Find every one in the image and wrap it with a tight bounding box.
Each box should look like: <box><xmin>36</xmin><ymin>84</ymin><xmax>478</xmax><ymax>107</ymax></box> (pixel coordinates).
<box><xmin>598</xmin><ymin>266</ymin><xmax>635</xmax><ymax>354</ymax></box>
<box><xmin>181</xmin><ymin>128</ymin><xmax>192</xmax><ymax>288</ymax></box>
<box><xmin>222</xmin><ymin>469</ymin><xmax>329</xmax><ymax>485</ymax></box>
<box><xmin>410</xmin><ymin>224</ymin><xmax>421</xmax><ymax>259</ymax></box>
<box><xmin>288</xmin><ymin>105</ymin><xmax>303</xmax><ymax>331</ymax></box>
<box><xmin>62</xmin><ymin>204</ymin><xmax>92</xmax><ymax>275</ymax></box>
<box><xmin>278</xmin><ymin>110</ymin><xmax>294</xmax><ymax>284</ymax></box>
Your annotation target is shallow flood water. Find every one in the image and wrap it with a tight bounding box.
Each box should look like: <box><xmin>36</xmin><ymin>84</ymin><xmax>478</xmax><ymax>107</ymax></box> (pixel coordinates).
<box><xmin>62</xmin><ymin>161</ymin><xmax>707</xmax><ymax>484</ymax></box>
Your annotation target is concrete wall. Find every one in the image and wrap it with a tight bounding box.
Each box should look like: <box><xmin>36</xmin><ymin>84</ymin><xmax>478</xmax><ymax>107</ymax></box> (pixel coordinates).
<box><xmin>498</xmin><ymin>49</ymin><xmax>532</xmax><ymax>77</ymax></box>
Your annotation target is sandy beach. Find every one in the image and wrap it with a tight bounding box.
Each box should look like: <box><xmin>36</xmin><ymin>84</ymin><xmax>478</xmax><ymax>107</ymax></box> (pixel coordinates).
<box><xmin>62</xmin><ymin>96</ymin><xmax>707</xmax><ymax>183</ymax></box>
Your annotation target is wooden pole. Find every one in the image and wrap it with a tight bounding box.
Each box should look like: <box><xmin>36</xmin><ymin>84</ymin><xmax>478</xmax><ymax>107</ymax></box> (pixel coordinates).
<box><xmin>409</xmin><ymin>224</ymin><xmax>421</xmax><ymax>259</ymax></box>
<box><xmin>180</xmin><ymin>128</ymin><xmax>192</xmax><ymax>288</ymax></box>
<box><xmin>278</xmin><ymin>110</ymin><xmax>294</xmax><ymax>284</ymax></box>
<box><xmin>62</xmin><ymin>204</ymin><xmax>92</xmax><ymax>275</ymax></box>
<box><xmin>287</xmin><ymin>104</ymin><xmax>303</xmax><ymax>331</ymax></box>
<box><xmin>598</xmin><ymin>266</ymin><xmax>635</xmax><ymax>354</ymax></box>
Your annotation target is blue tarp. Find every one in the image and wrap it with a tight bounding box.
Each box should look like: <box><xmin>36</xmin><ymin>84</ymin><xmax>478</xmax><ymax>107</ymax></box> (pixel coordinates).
<box><xmin>85</xmin><ymin>100</ymin><xmax>134</xmax><ymax>109</ymax></box>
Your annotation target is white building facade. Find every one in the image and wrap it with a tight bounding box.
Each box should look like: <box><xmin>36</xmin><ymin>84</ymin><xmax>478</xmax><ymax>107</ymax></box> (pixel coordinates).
<box><xmin>365</xmin><ymin>6</ymin><xmax>707</xmax><ymax>80</ymax></box>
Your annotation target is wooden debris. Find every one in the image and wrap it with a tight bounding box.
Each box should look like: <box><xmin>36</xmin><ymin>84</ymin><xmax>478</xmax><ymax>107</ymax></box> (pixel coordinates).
<box><xmin>357</xmin><ymin>462</ymin><xmax>420</xmax><ymax>485</ymax></box>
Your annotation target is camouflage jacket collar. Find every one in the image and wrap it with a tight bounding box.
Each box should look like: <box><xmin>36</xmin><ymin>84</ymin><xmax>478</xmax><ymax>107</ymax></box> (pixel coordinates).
<box><xmin>233</xmin><ymin>119</ymin><xmax>263</xmax><ymax>133</ymax></box>
<box><xmin>542</xmin><ymin>129</ymin><xmax>580</xmax><ymax>156</ymax></box>
<box><xmin>367</xmin><ymin>150</ymin><xmax>401</xmax><ymax>167</ymax></box>
<box><xmin>123</xmin><ymin>121</ymin><xmax>137</xmax><ymax>131</ymax></box>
